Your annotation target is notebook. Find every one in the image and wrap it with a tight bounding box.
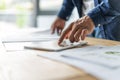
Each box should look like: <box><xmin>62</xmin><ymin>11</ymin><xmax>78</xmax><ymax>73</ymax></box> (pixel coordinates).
<box><xmin>24</xmin><ymin>40</ymin><xmax>88</xmax><ymax>52</ymax></box>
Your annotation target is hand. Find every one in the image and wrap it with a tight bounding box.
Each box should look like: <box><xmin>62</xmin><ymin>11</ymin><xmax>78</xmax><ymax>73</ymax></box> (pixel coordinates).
<box><xmin>58</xmin><ymin>15</ymin><xmax>95</xmax><ymax>45</ymax></box>
<box><xmin>51</xmin><ymin>17</ymin><xmax>66</xmax><ymax>35</ymax></box>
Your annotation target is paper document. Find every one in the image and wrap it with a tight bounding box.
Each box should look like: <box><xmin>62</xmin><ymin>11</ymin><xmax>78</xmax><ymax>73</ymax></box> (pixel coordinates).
<box><xmin>37</xmin><ymin>45</ymin><xmax>120</xmax><ymax>80</ymax></box>
<box><xmin>1</xmin><ymin>29</ymin><xmax>59</xmax><ymax>43</ymax></box>
<box><xmin>61</xmin><ymin>45</ymin><xmax>120</xmax><ymax>68</ymax></box>
<box><xmin>24</xmin><ymin>40</ymin><xmax>87</xmax><ymax>51</ymax></box>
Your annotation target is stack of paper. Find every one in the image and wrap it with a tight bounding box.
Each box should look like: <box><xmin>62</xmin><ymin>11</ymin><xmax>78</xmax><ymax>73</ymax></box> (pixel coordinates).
<box><xmin>2</xmin><ymin>29</ymin><xmax>59</xmax><ymax>51</ymax></box>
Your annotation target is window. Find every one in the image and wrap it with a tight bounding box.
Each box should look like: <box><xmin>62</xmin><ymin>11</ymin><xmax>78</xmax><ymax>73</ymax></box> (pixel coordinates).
<box><xmin>34</xmin><ymin>0</ymin><xmax>63</xmax><ymax>28</ymax></box>
<box><xmin>0</xmin><ymin>0</ymin><xmax>63</xmax><ymax>28</ymax></box>
<box><xmin>38</xmin><ymin>0</ymin><xmax>63</xmax><ymax>15</ymax></box>
<box><xmin>40</xmin><ymin>0</ymin><xmax>62</xmax><ymax>11</ymax></box>
<box><xmin>0</xmin><ymin>0</ymin><xmax>34</xmax><ymax>28</ymax></box>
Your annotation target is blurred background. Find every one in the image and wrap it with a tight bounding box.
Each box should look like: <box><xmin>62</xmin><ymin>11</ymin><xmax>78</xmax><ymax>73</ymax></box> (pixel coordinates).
<box><xmin>0</xmin><ymin>0</ymin><xmax>78</xmax><ymax>30</ymax></box>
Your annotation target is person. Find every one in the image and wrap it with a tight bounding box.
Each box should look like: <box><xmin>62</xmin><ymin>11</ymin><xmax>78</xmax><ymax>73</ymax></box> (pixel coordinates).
<box><xmin>51</xmin><ymin>0</ymin><xmax>120</xmax><ymax>45</ymax></box>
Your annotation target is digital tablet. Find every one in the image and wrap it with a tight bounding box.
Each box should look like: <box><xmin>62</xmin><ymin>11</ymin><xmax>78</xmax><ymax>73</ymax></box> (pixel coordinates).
<box><xmin>24</xmin><ymin>40</ymin><xmax>88</xmax><ymax>52</ymax></box>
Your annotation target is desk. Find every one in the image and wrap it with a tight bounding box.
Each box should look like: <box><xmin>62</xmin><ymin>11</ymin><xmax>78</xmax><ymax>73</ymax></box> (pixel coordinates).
<box><xmin>0</xmin><ymin>37</ymin><xmax>120</xmax><ymax>80</ymax></box>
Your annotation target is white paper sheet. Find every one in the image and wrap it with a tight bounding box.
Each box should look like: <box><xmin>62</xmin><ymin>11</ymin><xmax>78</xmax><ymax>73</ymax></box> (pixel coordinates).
<box><xmin>61</xmin><ymin>45</ymin><xmax>120</xmax><ymax>68</ymax></box>
<box><xmin>1</xmin><ymin>29</ymin><xmax>59</xmax><ymax>43</ymax></box>
<box><xmin>37</xmin><ymin>45</ymin><xmax>120</xmax><ymax>80</ymax></box>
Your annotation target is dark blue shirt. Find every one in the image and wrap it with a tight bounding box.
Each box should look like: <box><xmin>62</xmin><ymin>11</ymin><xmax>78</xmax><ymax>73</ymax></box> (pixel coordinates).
<box><xmin>58</xmin><ymin>0</ymin><xmax>120</xmax><ymax>41</ymax></box>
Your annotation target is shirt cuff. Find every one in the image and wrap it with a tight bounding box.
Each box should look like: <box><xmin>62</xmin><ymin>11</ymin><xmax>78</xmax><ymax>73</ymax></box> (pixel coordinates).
<box><xmin>57</xmin><ymin>10</ymin><xmax>70</xmax><ymax>21</ymax></box>
<box><xmin>87</xmin><ymin>5</ymin><xmax>106</xmax><ymax>27</ymax></box>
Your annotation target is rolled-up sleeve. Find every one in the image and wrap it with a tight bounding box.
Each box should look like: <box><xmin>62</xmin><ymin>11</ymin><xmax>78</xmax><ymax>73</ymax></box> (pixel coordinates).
<box><xmin>57</xmin><ymin>0</ymin><xmax>75</xmax><ymax>21</ymax></box>
<box><xmin>87</xmin><ymin>0</ymin><xmax>120</xmax><ymax>27</ymax></box>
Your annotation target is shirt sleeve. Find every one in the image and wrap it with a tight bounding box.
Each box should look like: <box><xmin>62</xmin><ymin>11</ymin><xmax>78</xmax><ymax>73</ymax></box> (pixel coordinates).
<box><xmin>57</xmin><ymin>0</ymin><xmax>75</xmax><ymax>21</ymax></box>
<box><xmin>87</xmin><ymin>0</ymin><xmax>120</xmax><ymax>27</ymax></box>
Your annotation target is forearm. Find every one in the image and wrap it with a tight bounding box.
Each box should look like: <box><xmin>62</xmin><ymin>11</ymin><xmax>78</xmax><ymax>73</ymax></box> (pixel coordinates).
<box><xmin>87</xmin><ymin>0</ymin><xmax>120</xmax><ymax>27</ymax></box>
<box><xmin>57</xmin><ymin>0</ymin><xmax>75</xmax><ymax>21</ymax></box>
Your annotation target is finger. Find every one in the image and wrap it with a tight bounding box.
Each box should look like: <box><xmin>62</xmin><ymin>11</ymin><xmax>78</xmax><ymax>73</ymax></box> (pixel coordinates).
<box><xmin>81</xmin><ymin>29</ymin><xmax>88</xmax><ymax>40</ymax></box>
<box><xmin>65</xmin><ymin>30</ymin><xmax>71</xmax><ymax>39</ymax></box>
<box><xmin>58</xmin><ymin>22</ymin><xmax>74</xmax><ymax>45</ymax></box>
<box><xmin>51</xmin><ymin>25</ymin><xmax>55</xmax><ymax>34</ymax></box>
<box><xmin>69</xmin><ymin>24</ymin><xmax>80</xmax><ymax>43</ymax></box>
<box><xmin>58</xmin><ymin>24</ymin><xmax>64</xmax><ymax>35</ymax></box>
<box><xmin>57</xmin><ymin>28</ymin><xmax>60</xmax><ymax>35</ymax></box>
<box><xmin>60</xmin><ymin>26</ymin><xmax>64</xmax><ymax>35</ymax></box>
<box><xmin>74</xmin><ymin>28</ymin><xmax>82</xmax><ymax>42</ymax></box>
<box><xmin>59</xmin><ymin>28</ymin><xmax>63</xmax><ymax>35</ymax></box>
<box><xmin>58</xmin><ymin>30</ymin><xmax>69</xmax><ymax>45</ymax></box>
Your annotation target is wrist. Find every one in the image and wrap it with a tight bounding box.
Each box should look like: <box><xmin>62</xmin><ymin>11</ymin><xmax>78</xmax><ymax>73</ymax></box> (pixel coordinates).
<box><xmin>57</xmin><ymin>17</ymin><xmax>66</xmax><ymax>22</ymax></box>
<box><xmin>85</xmin><ymin>15</ymin><xmax>95</xmax><ymax>27</ymax></box>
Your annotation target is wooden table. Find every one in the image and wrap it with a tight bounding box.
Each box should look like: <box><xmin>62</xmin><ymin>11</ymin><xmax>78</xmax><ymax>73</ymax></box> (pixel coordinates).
<box><xmin>0</xmin><ymin>37</ymin><xmax>120</xmax><ymax>80</ymax></box>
